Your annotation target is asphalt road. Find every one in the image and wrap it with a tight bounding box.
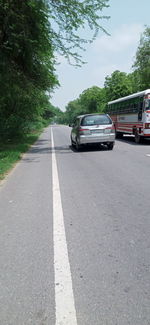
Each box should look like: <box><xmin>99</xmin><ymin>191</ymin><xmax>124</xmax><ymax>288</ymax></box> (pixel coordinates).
<box><xmin>0</xmin><ymin>125</ymin><xmax>150</xmax><ymax>325</ymax></box>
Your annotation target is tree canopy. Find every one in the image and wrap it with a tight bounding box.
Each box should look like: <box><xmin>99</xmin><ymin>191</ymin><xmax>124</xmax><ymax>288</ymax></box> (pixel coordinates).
<box><xmin>0</xmin><ymin>0</ymin><xmax>110</xmax><ymax>138</ymax></box>
<box><xmin>1</xmin><ymin>1</ymin><xmax>149</xmax><ymax>135</ymax></box>
<box><xmin>63</xmin><ymin>26</ymin><xmax>150</xmax><ymax>124</ymax></box>
<box><xmin>79</xmin><ymin>86</ymin><xmax>106</xmax><ymax>113</ymax></box>
<box><xmin>48</xmin><ymin>0</ymin><xmax>109</xmax><ymax>64</ymax></box>
<box><xmin>133</xmin><ymin>26</ymin><xmax>150</xmax><ymax>90</ymax></box>
<box><xmin>64</xmin><ymin>86</ymin><xmax>106</xmax><ymax>124</ymax></box>
<box><xmin>0</xmin><ymin>0</ymin><xmax>58</xmax><ymax>137</ymax></box>
<box><xmin>104</xmin><ymin>70</ymin><xmax>133</xmax><ymax>101</ymax></box>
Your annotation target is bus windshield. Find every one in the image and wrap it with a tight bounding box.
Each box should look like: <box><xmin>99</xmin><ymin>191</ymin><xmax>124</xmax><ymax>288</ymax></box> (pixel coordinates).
<box><xmin>145</xmin><ymin>99</ymin><xmax>150</xmax><ymax>110</ymax></box>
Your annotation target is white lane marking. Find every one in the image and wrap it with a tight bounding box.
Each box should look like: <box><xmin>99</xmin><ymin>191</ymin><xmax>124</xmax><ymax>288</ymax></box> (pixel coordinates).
<box><xmin>51</xmin><ymin>128</ymin><xmax>78</xmax><ymax>325</ymax></box>
<box><xmin>146</xmin><ymin>154</ymin><xmax>150</xmax><ymax>157</ymax></box>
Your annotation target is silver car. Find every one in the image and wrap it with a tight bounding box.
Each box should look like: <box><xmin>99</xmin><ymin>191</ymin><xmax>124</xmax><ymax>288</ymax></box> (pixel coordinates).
<box><xmin>70</xmin><ymin>113</ymin><xmax>115</xmax><ymax>150</ymax></box>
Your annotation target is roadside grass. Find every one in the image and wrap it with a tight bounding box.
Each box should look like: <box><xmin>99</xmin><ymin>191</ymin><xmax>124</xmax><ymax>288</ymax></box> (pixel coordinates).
<box><xmin>0</xmin><ymin>130</ymin><xmax>43</xmax><ymax>181</ymax></box>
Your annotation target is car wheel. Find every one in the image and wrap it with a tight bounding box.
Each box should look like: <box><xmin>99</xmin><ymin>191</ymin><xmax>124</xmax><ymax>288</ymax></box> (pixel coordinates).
<box><xmin>107</xmin><ymin>142</ymin><xmax>114</xmax><ymax>150</ymax></box>
<box><xmin>75</xmin><ymin>138</ymin><xmax>81</xmax><ymax>151</ymax></box>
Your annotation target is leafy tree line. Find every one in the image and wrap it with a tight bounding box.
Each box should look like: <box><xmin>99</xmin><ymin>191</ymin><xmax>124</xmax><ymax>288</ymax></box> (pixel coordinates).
<box><xmin>0</xmin><ymin>0</ymin><xmax>109</xmax><ymax>139</ymax></box>
<box><xmin>63</xmin><ymin>26</ymin><xmax>150</xmax><ymax>124</ymax></box>
<box><xmin>0</xmin><ymin>0</ymin><xmax>57</xmax><ymax>138</ymax></box>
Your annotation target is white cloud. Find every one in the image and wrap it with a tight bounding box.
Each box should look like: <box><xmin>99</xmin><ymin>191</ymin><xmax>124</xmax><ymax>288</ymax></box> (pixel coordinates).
<box><xmin>93</xmin><ymin>23</ymin><xmax>144</xmax><ymax>54</ymax></box>
<box><xmin>88</xmin><ymin>23</ymin><xmax>145</xmax><ymax>83</ymax></box>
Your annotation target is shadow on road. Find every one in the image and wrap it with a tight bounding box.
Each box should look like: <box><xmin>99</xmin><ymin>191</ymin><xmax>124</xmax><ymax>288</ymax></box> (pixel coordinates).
<box><xmin>22</xmin><ymin>135</ymin><xmax>150</xmax><ymax>164</ymax></box>
<box><xmin>117</xmin><ymin>135</ymin><xmax>150</xmax><ymax>146</ymax></box>
<box><xmin>21</xmin><ymin>138</ymin><xmax>51</xmax><ymax>163</ymax></box>
<box><xmin>22</xmin><ymin>140</ymin><xmax>112</xmax><ymax>162</ymax></box>
<box><xmin>50</xmin><ymin>144</ymin><xmax>111</xmax><ymax>153</ymax></box>
<box><xmin>69</xmin><ymin>144</ymin><xmax>111</xmax><ymax>153</ymax></box>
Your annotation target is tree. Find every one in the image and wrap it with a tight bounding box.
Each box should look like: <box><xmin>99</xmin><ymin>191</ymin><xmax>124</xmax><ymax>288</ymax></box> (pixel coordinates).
<box><xmin>48</xmin><ymin>0</ymin><xmax>110</xmax><ymax>65</ymax></box>
<box><xmin>65</xmin><ymin>99</ymin><xmax>82</xmax><ymax>124</ymax></box>
<box><xmin>79</xmin><ymin>86</ymin><xmax>106</xmax><ymax>113</ymax></box>
<box><xmin>0</xmin><ymin>0</ymin><xmax>110</xmax><ymax>138</ymax></box>
<box><xmin>0</xmin><ymin>0</ymin><xmax>58</xmax><ymax>137</ymax></box>
<box><xmin>133</xmin><ymin>26</ymin><xmax>150</xmax><ymax>90</ymax></box>
<box><xmin>104</xmin><ymin>70</ymin><xmax>133</xmax><ymax>102</ymax></box>
<box><xmin>127</xmin><ymin>71</ymin><xmax>142</xmax><ymax>93</ymax></box>
<box><xmin>0</xmin><ymin>0</ymin><xmax>57</xmax><ymax>90</ymax></box>
<box><xmin>64</xmin><ymin>86</ymin><xmax>106</xmax><ymax>124</ymax></box>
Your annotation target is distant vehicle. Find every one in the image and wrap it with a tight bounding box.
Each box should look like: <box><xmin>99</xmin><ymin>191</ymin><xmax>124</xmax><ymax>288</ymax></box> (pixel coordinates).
<box><xmin>106</xmin><ymin>89</ymin><xmax>150</xmax><ymax>143</ymax></box>
<box><xmin>70</xmin><ymin>113</ymin><xmax>115</xmax><ymax>151</ymax></box>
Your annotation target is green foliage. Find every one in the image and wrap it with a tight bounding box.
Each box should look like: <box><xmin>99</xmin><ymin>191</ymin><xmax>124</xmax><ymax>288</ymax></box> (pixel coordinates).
<box><xmin>63</xmin><ymin>26</ymin><xmax>150</xmax><ymax>123</ymax></box>
<box><xmin>0</xmin><ymin>0</ymin><xmax>110</xmax><ymax>139</ymax></box>
<box><xmin>64</xmin><ymin>86</ymin><xmax>106</xmax><ymax>124</ymax></box>
<box><xmin>127</xmin><ymin>71</ymin><xmax>142</xmax><ymax>93</ymax></box>
<box><xmin>79</xmin><ymin>86</ymin><xmax>106</xmax><ymax>113</ymax></box>
<box><xmin>65</xmin><ymin>99</ymin><xmax>82</xmax><ymax>124</ymax></box>
<box><xmin>54</xmin><ymin>109</ymin><xmax>66</xmax><ymax>125</ymax></box>
<box><xmin>0</xmin><ymin>131</ymin><xmax>43</xmax><ymax>180</ymax></box>
<box><xmin>48</xmin><ymin>0</ymin><xmax>110</xmax><ymax>65</ymax></box>
<box><xmin>0</xmin><ymin>0</ymin><xmax>58</xmax><ymax>138</ymax></box>
<box><xmin>133</xmin><ymin>26</ymin><xmax>150</xmax><ymax>90</ymax></box>
<box><xmin>0</xmin><ymin>0</ymin><xmax>57</xmax><ymax>89</ymax></box>
<box><xmin>104</xmin><ymin>70</ymin><xmax>133</xmax><ymax>102</ymax></box>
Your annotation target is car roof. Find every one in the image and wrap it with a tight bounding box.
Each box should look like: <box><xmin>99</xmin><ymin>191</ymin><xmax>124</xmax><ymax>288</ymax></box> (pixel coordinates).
<box><xmin>77</xmin><ymin>113</ymin><xmax>108</xmax><ymax>119</ymax></box>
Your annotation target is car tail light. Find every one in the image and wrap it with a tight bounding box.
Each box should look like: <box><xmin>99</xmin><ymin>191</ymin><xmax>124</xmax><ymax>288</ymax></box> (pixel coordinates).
<box><xmin>145</xmin><ymin>123</ymin><xmax>150</xmax><ymax>129</ymax></box>
<box><xmin>79</xmin><ymin>128</ymin><xmax>90</xmax><ymax>135</ymax></box>
<box><xmin>104</xmin><ymin>126</ymin><xmax>115</xmax><ymax>134</ymax></box>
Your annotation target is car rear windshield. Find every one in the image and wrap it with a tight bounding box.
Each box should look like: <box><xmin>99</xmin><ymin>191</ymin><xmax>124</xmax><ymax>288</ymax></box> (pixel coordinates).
<box><xmin>81</xmin><ymin>115</ymin><xmax>112</xmax><ymax>126</ymax></box>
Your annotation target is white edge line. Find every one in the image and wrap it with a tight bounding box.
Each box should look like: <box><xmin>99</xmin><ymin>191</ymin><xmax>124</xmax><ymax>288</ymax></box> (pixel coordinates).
<box><xmin>51</xmin><ymin>127</ymin><xmax>78</xmax><ymax>325</ymax></box>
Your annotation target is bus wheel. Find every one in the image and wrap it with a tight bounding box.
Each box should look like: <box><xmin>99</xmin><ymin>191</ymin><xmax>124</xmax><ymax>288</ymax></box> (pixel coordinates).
<box><xmin>135</xmin><ymin>131</ymin><xmax>141</xmax><ymax>144</ymax></box>
<box><xmin>116</xmin><ymin>132</ymin><xmax>123</xmax><ymax>139</ymax></box>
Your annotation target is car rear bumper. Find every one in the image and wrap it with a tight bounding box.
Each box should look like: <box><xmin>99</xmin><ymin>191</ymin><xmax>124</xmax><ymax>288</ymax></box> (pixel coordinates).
<box><xmin>79</xmin><ymin>133</ymin><xmax>115</xmax><ymax>144</ymax></box>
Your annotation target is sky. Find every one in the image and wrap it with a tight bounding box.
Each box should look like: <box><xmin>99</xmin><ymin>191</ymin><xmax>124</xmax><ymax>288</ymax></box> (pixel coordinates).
<box><xmin>51</xmin><ymin>0</ymin><xmax>150</xmax><ymax>111</ymax></box>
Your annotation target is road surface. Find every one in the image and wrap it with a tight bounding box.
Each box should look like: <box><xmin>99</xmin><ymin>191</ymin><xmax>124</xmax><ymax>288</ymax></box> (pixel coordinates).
<box><xmin>0</xmin><ymin>125</ymin><xmax>150</xmax><ymax>325</ymax></box>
